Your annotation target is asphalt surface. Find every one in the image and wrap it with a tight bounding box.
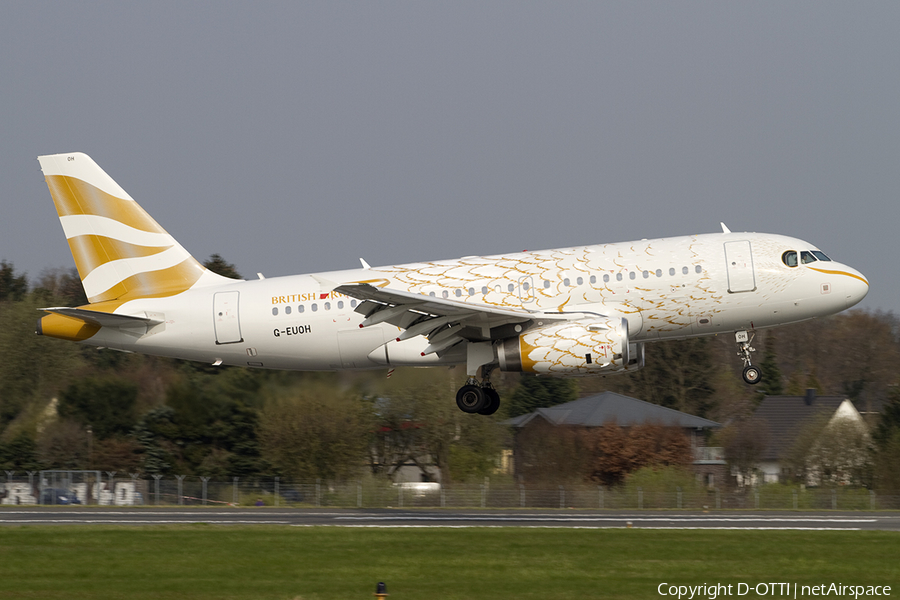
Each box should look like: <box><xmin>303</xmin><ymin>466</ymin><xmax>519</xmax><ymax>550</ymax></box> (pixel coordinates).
<box><xmin>0</xmin><ymin>508</ymin><xmax>898</xmax><ymax>530</ymax></box>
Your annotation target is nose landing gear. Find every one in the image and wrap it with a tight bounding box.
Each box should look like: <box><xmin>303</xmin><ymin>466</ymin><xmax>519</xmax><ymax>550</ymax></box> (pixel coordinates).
<box><xmin>735</xmin><ymin>330</ymin><xmax>762</xmax><ymax>385</ymax></box>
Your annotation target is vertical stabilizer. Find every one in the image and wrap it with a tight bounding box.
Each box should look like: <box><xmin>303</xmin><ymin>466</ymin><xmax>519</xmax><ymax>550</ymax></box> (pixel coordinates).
<box><xmin>38</xmin><ymin>152</ymin><xmax>232</xmax><ymax>304</ymax></box>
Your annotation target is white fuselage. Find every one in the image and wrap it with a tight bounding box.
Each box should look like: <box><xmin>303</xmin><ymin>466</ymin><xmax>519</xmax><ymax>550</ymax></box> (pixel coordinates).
<box><xmin>85</xmin><ymin>231</ymin><xmax>868</xmax><ymax>372</ymax></box>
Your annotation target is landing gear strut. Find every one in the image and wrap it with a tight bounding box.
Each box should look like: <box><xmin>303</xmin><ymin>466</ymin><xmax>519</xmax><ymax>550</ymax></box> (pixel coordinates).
<box><xmin>455</xmin><ymin>364</ymin><xmax>501</xmax><ymax>415</ymax></box>
<box><xmin>735</xmin><ymin>330</ymin><xmax>762</xmax><ymax>385</ymax></box>
<box><xmin>478</xmin><ymin>365</ymin><xmax>501</xmax><ymax>415</ymax></box>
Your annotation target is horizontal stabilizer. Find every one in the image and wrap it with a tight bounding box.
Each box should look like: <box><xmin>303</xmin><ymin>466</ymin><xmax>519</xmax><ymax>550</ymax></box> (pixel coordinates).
<box><xmin>39</xmin><ymin>307</ymin><xmax>162</xmax><ymax>328</ymax></box>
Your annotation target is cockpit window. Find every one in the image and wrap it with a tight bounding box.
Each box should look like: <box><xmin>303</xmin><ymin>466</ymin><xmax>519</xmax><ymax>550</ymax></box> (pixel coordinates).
<box><xmin>782</xmin><ymin>251</ymin><xmax>798</xmax><ymax>267</ymax></box>
<box><xmin>801</xmin><ymin>251</ymin><xmax>817</xmax><ymax>264</ymax></box>
<box><xmin>811</xmin><ymin>251</ymin><xmax>831</xmax><ymax>262</ymax></box>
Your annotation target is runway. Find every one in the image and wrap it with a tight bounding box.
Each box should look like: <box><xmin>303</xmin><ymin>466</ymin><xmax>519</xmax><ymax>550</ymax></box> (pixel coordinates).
<box><xmin>1</xmin><ymin>508</ymin><xmax>897</xmax><ymax>530</ymax></box>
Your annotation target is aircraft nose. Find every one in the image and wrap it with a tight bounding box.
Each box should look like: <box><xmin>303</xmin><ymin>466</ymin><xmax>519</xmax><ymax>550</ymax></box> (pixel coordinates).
<box><xmin>842</xmin><ymin>267</ymin><xmax>869</xmax><ymax>309</ymax></box>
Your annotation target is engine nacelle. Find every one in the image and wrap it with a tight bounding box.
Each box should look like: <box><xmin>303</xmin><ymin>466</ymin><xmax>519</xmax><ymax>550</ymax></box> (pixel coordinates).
<box><xmin>497</xmin><ymin>317</ymin><xmax>644</xmax><ymax>376</ymax></box>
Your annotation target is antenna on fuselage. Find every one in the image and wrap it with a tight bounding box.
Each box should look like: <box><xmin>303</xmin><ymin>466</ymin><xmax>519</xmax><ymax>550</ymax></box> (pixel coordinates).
<box><xmin>720</xmin><ymin>222</ymin><xmax>731</xmax><ymax>234</ymax></box>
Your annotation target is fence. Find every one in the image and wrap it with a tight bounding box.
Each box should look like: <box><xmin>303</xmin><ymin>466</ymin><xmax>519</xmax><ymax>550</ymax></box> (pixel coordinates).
<box><xmin>2</xmin><ymin>472</ymin><xmax>898</xmax><ymax>510</ymax></box>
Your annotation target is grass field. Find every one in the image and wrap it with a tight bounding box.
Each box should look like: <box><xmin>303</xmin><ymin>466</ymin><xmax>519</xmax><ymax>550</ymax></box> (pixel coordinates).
<box><xmin>0</xmin><ymin>526</ymin><xmax>897</xmax><ymax>599</ymax></box>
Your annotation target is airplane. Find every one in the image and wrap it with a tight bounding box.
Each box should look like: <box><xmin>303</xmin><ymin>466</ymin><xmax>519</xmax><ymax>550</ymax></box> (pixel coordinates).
<box><xmin>35</xmin><ymin>152</ymin><xmax>869</xmax><ymax>416</ymax></box>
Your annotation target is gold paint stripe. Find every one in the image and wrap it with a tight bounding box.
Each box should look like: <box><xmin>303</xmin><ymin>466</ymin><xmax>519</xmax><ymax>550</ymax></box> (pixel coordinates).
<box><xmin>78</xmin><ymin>299</ymin><xmax>130</xmax><ymax>313</ymax></box>
<box><xmin>355</xmin><ymin>278</ymin><xmax>391</xmax><ymax>288</ymax></box>
<box><xmin>807</xmin><ymin>267</ymin><xmax>869</xmax><ymax>285</ymax></box>
<box><xmin>520</xmin><ymin>338</ymin><xmax>538</xmax><ymax>373</ymax></box>
<box><xmin>67</xmin><ymin>235</ymin><xmax>172</xmax><ymax>281</ymax></box>
<box><xmin>87</xmin><ymin>257</ymin><xmax>206</xmax><ymax>303</ymax></box>
<box><xmin>45</xmin><ymin>175</ymin><xmax>166</xmax><ymax>234</ymax></box>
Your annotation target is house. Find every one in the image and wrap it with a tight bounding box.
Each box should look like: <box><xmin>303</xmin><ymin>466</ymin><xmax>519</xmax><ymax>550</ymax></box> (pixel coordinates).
<box><xmin>504</xmin><ymin>391</ymin><xmax>725</xmax><ymax>485</ymax></box>
<box><xmin>751</xmin><ymin>389</ymin><xmax>869</xmax><ymax>485</ymax></box>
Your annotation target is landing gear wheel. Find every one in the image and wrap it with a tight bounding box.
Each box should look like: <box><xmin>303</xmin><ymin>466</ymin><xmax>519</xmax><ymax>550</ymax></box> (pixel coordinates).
<box><xmin>456</xmin><ymin>385</ymin><xmax>487</xmax><ymax>413</ymax></box>
<box><xmin>478</xmin><ymin>388</ymin><xmax>501</xmax><ymax>416</ymax></box>
<box><xmin>742</xmin><ymin>365</ymin><xmax>762</xmax><ymax>385</ymax></box>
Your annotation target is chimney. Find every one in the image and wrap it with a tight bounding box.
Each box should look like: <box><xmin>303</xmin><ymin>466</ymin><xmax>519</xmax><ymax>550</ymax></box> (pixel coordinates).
<box><xmin>804</xmin><ymin>388</ymin><xmax>816</xmax><ymax>406</ymax></box>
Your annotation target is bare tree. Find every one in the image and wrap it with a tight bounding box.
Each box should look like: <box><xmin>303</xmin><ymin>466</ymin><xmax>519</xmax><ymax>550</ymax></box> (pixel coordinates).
<box><xmin>716</xmin><ymin>417</ymin><xmax>770</xmax><ymax>486</ymax></box>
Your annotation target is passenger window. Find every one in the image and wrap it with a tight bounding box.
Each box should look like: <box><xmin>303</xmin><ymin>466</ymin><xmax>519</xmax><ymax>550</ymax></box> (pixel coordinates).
<box><xmin>642</xmin><ymin>271</ymin><xmax>649</xmax><ymax>279</ymax></box>
<box><xmin>285</xmin><ymin>305</ymin><xmax>292</xmax><ymax>315</ymax></box>
<box><xmin>656</xmin><ymin>269</ymin><xmax>662</xmax><ymax>277</ymax></box>
<box><xmin>576</xmin><ymin>277</ymin><xmax>583</xmax><ymax>285</ymax></box>
<box><xmin>508</xmin><ymin>284</ymin><xmax>515</xmax><ymax>292</ymax></box>
<box><xmin>616</xmin><ymin>273</ymin><xmax>623</xmax><ymax>282</ymax></box>
<box><xmin>669</xmin><ymin>268</ymin><xmax>675</xmax><ymax>276</ymax></box>
<box><xmin>429</xmin><ymin>291</ymin><xmax>436</xmax><ymax>297</ymax></box>
<box><xmin>443</xmin><ymin>290</ymin><xmax>449</xmax><ymax>298</ymax></box>
<box><xmin>543</xmin><ymin>280</ymin><xmax>550</xmax><ymax>289</ymax></box>
<box><xmin>603</xmin><ymin>274</ymin><xmax>609</xmax><ymax>283</ymax></box>
<box><xmin>324</xmin><ymin>302</ymin><xmax>331</xmax><ymax>310</ymax></box>
<box><xmin>563</xmin><ymin>278</ymin><xmax>570</xmax><ymax>286</ymax></box>
<box><xmin>629</xmin><ymin>272</ymin><xmax>636</xmax><ymax>280</ymax></box>
<box><xmin>682</xmin><ymin>266</ymin><xmax>689</xmax><ymax>275</ymax></box>
<box><xmin>311</xmin><ymin>303</ymin><xmax>318</xmax><ymax>312</ymax></box>
<box><xmin>801</xmin><ymin>251</ymin><xmax>817</xmax><ymax>264</ymax></box>
<box><xmin>468</xmin><ymin>287</ymin><xmax>475</xmax><ymax>296</ymax></box>
<box><xmin>590</xmin><ymin>275</ymin><xmax>596</xmax><ymax>284</ymax></box>
<box><xmin>782</xmin><ymin>251</ymin><xmax>798</xmax><ymax>267</ymax></box>
<box><xmin>695</xmin><ymin>265</ymin><xmax>702</xmax><ymax>273</ymax></box>
<box><xmin>811</xmin><ymin>251</ymin><xmax>832</xmax><ymax>262</ymax></box>
<box><xmin>351</xmin><ymin>300</ymin><xmax>358</xmax><ymax>308</ymax></box>
<box><xmin>482</xmin><ymin>286</ymin><xmax>489</xmax><ymax>294</ymax></box>
<box><xmin>298</xmin><ymin>305</ymin><xmax>305</xmax><ymax>313</ymax></box>
<box><xmin>337</xmin><ymin>301</ymin><xmax>344</xmax><ymax>309</ymax></box>
<box><xmin>272</xmin><ymin>307</ymin><xmax>278</xmax><ymax>316</ymax></box>
<box><xmin>455</xmin><ymin>289</ymin><xmax>462</xmax><ymax>297</ymax></box>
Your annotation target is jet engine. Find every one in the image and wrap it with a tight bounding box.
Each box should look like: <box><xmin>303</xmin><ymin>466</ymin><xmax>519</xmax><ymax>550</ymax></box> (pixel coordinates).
<box><xmin>497</xmin><ymin>317</ymin><xmax>644</xmax><ymax>375</ymax></box>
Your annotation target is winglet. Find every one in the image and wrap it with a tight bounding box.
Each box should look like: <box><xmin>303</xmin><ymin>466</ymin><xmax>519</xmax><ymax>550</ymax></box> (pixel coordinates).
<box><xmin>720</xmin><ymin>222</ymin><xmax>731</xmax><ymax>234</ymax></box>
<box><xmin>360</xmin><ymin>258</ymin><xmax>371</xmax><ymax>270</ymax></box>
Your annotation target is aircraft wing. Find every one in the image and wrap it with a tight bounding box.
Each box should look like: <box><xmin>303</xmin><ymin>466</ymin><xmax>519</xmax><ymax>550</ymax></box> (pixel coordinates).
<box><xmin>334</xmin><ymin>282</ymin><xmax>562</xmax><ymax>355</ymax></box>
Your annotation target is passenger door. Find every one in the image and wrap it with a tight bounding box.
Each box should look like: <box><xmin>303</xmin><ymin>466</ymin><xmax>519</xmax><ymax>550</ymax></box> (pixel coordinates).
<box><xmin>724</xmin><ymin>241</ymin><xmax>756</xmax><ymax>293</ymax></box>
<box><xmin>213</xmin><ymin>291</ymin><xmax>243</xmax><ymax>344</ymax></box>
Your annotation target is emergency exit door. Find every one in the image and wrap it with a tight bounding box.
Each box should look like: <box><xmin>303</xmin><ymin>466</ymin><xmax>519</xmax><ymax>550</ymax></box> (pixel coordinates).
<box><xmin>724</xmin><ymin>241</ymin><xmax>756</xmax><ymax>293</ymax></box>
<box><xmin>214</xmin><ymin>291</ymin><xmax>243</xmax><ymax>344</ymax></box>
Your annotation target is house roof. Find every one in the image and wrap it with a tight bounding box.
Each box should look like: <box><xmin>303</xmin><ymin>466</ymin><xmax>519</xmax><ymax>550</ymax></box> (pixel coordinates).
<box><xmin>752</xmin><ymin>394</ymin><xmax>846</xmax><ymax>461</ymax></box>
<box><xmin>503</xmin><ymin>391</ymin><xmax>720</xmax><ymax>429</ymax></box>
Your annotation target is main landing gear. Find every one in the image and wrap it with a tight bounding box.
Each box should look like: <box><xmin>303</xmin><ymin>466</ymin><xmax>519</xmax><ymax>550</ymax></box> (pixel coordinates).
<box><xmin>456</xmin><ymin>365</ymin><xmax>501</xmax><ymax>416</ymax></box>
<box><xmin>735</xmin><ymin>330</ymin><xmax>762</xmax><ymax>385</ymax></box>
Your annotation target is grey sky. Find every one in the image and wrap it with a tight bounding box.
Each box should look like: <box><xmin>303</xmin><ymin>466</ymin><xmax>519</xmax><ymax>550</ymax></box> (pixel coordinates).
<box><xmin>2</xmin><ymin>2</ymin><xmax>897</xmax><ymax>314</ymax></box>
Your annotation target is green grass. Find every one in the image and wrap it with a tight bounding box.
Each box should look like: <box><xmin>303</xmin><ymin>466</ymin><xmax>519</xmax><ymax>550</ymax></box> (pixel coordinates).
<box><xmin>0</xmin><ymin>526</ymin><xmax>897</xmax><ymax>599</ymax></box>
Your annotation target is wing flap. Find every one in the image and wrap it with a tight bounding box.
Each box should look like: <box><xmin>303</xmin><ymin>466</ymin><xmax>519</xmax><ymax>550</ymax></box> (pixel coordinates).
<box><xmin>334</xmin><ymin>282</ymin><xmax>563</xmax><ymax>355</ymax></box>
